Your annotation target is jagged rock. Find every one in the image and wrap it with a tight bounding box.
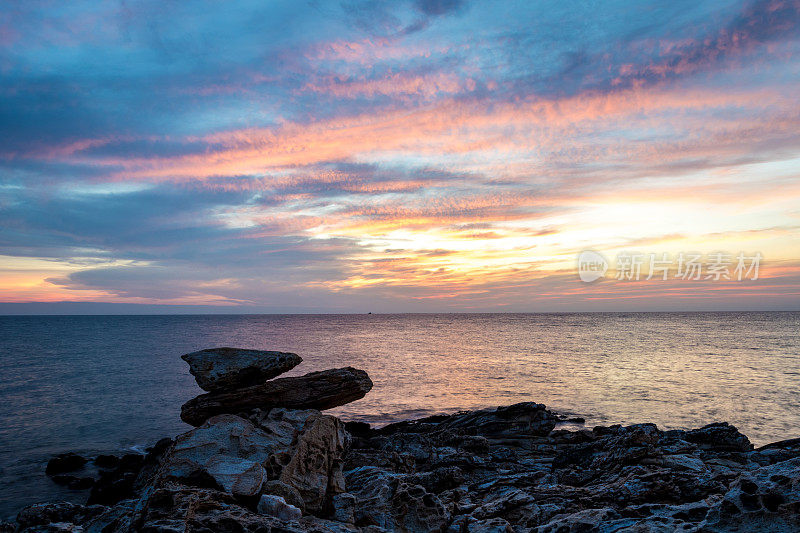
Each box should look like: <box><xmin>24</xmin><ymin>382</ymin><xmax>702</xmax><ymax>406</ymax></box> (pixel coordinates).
<box><xmin>87</xmin><ymin>453</ymin><xmax>146</xmax><ymax>506</ymax></box>
<box><xmin>751</xmin><ymin>437</ymin><xmax>800</xmax><ymax>466</ymax></box>
<box><xmin>253</xmin><ymin>408</ymin><xmax>351</xmax><ymax>515</ymax></box>
<box><xmin>263</xmin><ymin>480</ymin><xmax>306</xmax><ymax>512</ymax></box>
<box><xmin>703</xmin><ymin>456</ymin><xmax>800</xmax><ymax>531</ymax></box>
<box><xmin>180</xmin><ymin>367</ymin><xmax>373</xmax><ymax>426</ymax></box>
<box><xmin>15</xmin><ymin>401</ymin><xmax>800</xmax><ymax>533</ymax></box>
<box><xmin>15</xmin><ymin>502</ymin><xmax>105</xmax><ymax>530</ymax></box>
<box><xmin>468</xmin><ymin>517</ymin><xmax>514</xmax><ymax>533</ymax></box>
<box><xmin>181</xmin><ymin>347</ymin><xmax>302</xmax><ymax>391</ymax></box>
<box><xmin>378</xmin><ymin>402</ymin><xmax>557</xmax><ymax>439</ymax></box>
<box><xmin>685</xmin><ymin>422</ymin><xmax>753</xmax><ymax>452</ymax></box>
<box><xmin>93</xmin><ymin>454</ymin><xmax>120</xmax><ymax>469</ymax></box>
<box><xmin>332</xmin><ymin>492</ymin><xmax>356</xmax><ymax>524</ymax></box>
<box><xmin>258</xmin><ymin>494</ymin><xmax>303</xmax><ymax>521</ymax></box>
<box><xmin>345</xmin><ymin>466</ymin><xmax>450</xmax><ymax>532</ymax></box>
<box><xmin>160</xmin><ymin>410</ymin><xmax>350</xmax><ymax>515</ymax></box>
<box><xmin>136</xmin><ymin>486</ymin><xmax>357</xmax><ymax>532</ymax></box>
<box><xmin>204</xmin><ymin>454</ymin><xmax>267</xmax><ymax>497</ymax></box>
<box><xmin>45</xmin><ymin>453</ymin><xmax>87</xmax><ymax>475</ymax></box>
<box><xmin>167</xmin><ymin>414</ymin><xmax>278</xmax><ymax>467</ymax></box>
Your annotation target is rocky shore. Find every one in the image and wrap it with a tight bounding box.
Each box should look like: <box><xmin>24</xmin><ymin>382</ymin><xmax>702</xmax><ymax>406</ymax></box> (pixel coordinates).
<box><xmin>5</xmin><ymin>348</ymin><xmax>800</xmax><ymax>532</ymax></box>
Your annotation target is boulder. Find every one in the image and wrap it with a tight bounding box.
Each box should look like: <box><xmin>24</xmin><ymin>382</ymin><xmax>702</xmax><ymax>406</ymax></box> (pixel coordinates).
<box><xmin>160</xmin><ymin>410</ymin><xmax>350</xmax><ymax>515</ymax></box>
<box><xmin>204</xmin><ymin>455</ymin><xmax>267</xmax><ymax>498</ymax></box>
<box><xmin>45</xmin><ymin>453</ymin><xmax>87</xmax><ymax>475</ymax></box>
<box><xmin>168</xmin><ymin>414</ymin><xmax>279</xmax><ymax>467</ymax></box>
<box><xmin>253</xmin><ymin>408</ymin><xmax>351</xmax><ymax>515</ymax></box>
<box><xmin>93</xmin><ymin>454</ymin><xmax>120</xmax><ymax>469</ymax></box>
<box><xmin>257</xmin><ymin>494</ymin><xmax>303</xmax><ymax>521</ymax></box>
<box><xmin>182</xmin><ymin>347</ymin><xmax>302</xmax><ymax>391</ymax></box>
<box><xmin>180</xmin><ymin>367</ymin><xmax>373</xmax><ymax>426</ymax></box>
<box><xmin>263</xmin><ymin>480</ymin><xmax>306</xmax><ymax>512</ymax></box>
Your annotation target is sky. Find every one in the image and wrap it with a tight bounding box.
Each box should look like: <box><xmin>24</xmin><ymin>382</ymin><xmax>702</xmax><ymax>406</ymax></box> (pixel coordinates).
<box><xmin>0</xmin><ymin>0</ymin><xmax>799</xmax><ymax>313</ymax></box>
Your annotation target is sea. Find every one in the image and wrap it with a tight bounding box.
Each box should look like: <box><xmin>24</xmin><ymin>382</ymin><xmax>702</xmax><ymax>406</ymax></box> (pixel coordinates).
<box><xmin>0</xmin><ymin>312</ymin><xmax>798</xmax><ymax>519</ymax></box>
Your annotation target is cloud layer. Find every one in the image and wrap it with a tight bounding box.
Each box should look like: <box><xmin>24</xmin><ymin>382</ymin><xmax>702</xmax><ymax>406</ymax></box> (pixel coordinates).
<box><xmin>1</xmin><ymin>0</ymin><xmax>799</xmax><ymax>311</ymax></box>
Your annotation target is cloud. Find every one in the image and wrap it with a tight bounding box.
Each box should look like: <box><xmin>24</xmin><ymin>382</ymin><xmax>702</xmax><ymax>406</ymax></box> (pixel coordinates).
<box><xmin>1</xmin><ymin>0</ymin><xmax>799</xmax><ymax>310</ymax></box>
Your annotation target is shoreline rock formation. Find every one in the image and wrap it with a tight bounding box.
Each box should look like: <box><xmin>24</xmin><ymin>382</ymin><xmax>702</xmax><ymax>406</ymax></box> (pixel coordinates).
<box><xmin>181</xmin><ymin>348</ymin><xmax>303</xmax><ymax>392</ymax></box>
<box><xmin>180</xmin><ymin>367</ymin><xmax>374</xmax><ymax>426</ymax></box>
<box><xmin>8</xmin><ymin>347</ymin><xmax>800</xmax><ymax>532</ymax></box>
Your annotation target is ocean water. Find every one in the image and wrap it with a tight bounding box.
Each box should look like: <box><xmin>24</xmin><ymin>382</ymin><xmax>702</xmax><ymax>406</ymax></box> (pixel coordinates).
<box><xmin>0</xmin><ymin>312</ymin><xmax>799</xmax><ymax>518</ymax></box>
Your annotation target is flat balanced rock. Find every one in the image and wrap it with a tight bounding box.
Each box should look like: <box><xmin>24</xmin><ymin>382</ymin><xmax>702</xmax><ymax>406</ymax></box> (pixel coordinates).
<box><xmin>181</xmin><ymin>367</ymin><xmax>373</xmax><ymax>426</ymax></box>
<box><xmin>182</xmin><ymin>347</ymin><xmax>302</xmax><ymax>391</ymax></box>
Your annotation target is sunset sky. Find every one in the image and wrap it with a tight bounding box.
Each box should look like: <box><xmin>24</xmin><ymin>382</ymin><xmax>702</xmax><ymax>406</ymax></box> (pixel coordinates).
<box><xmin>1</xmin><ymin>0</ymin><xmax>799</xmax><ymax>312</ymax></box>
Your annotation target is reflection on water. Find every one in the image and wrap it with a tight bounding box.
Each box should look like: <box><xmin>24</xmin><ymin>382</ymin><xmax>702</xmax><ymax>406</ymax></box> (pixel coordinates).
<box><xmin>0</xmin><ymin>312</ymin><xmax>798</xmax><ymax>517</ymax></box>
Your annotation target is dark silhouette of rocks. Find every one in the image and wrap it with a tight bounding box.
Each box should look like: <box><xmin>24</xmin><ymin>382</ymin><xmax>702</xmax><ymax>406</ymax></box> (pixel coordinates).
<box><xmin>45</xmin><ymin>453</ymin><xmax>87</xmax><ymax>475</ymax></box>
<box><xmin>14</xmin><ymin>348</ymin><xmax>800</xmax><ymax>532</ymax></box>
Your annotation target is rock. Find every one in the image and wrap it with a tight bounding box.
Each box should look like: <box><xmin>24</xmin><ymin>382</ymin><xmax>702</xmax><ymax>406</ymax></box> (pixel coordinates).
<box><xmin>257</xmin><ymin>494</ymin><xmax>303</xmax><ymax>521</ymax></box>
<box><xmin>345</xmin><ymin>421</ymin><xmax>371</xmax><ymax>437</ymax></box>
<box><xmin>661</xmin><ymin>453</ymin><xmax>708</xmax><ymax>473</ymax></box>
<box><xmin>45</xmin><ymin>453</ymin><xmax>87</xmax><ymax>475</ymax></box>
<box><xmin>181</xmin><ymin>347</ymin><xmax>302</xmax><ymax>391</ymax></box>
<box><xmin>86</xmin><ymin>453</ymin><xmax>147</xmax><ymax>506</ymax></box>
<box><xmin>16</xmin><ymin>401</ymin><xmax>800</xmax><ymax>532</ymax></box>
<box><xmin>51</xmin><ymin>475</ymin><xmax>95</xmax><ymax>490</ymax></box>
<box><xmin>467</xmin><ymin>517</ymin><xmax>514</xmax><ymax>533</ymax></box>
<box><xmin>160</xmin><ymin>410</ymin><xmax>350</xmax><ymax>515</ymax></box>
<box><xmin>93</xmin><ymin>454</ymin><xmax>119</xmax><ymax>469</ymax></box>
<box><xmin>263</xmin><ymin>480</ymin><xmax>306</xmax><ymax>512</ymax></box>
<box><xmin>254</xmin><ymin>408</ymin><xmax>351</xmax><ymax>515</ymax></box>
<box><xmin>87</xmin><ymin>471</ymin><xmax>137</xmax><ymax>506</ymax></box>
<box><xmin>204</xmin><ymin>454</ymin><xmax>267</xmax><ymax>497</ymax></box>
<box><xmin>180</xmin><ymin>367</ymin><xmax>373</xmax><ymax>426</ymax></box>
<box><xmin>16</xmin><ymin>502</ymin><xmax>105</xmax><ymax>530</ymax></box>
<box><xmin>703</xmin><ymin>456</ymin><xmax>800</xmax><ymax>531</ymax></box>
<box><xmin>346</xmin><ymin>466</ymin><xmax>450</xmax><ymax>532</ymax></box>
<box><xmin>685</xmin><ymin>422</ymin><xmax>753</xmax><ymax>452</ymax></box>
<box><xmin>332</xmin><ymin>492</ymin><xmax>356</xmax><ymax>523</ymax></box>
<box><xmin>377</xmin><ymin>402</ymin><xmax>557</xmax><ymax>439</ymax></box>
<box><xmin>135</xmin><ymin>485</ymin><xmax>352</xmax><ymax>533</ymax></box>
<box><xmin>167</xmin><ymin>414</ymin><xmax>278</xmax><ymax>467</ymax></box>
<box><xmin>20</xmin><ymin>522</ymin><xmax>85</xmax><ymax>532</ymax></box>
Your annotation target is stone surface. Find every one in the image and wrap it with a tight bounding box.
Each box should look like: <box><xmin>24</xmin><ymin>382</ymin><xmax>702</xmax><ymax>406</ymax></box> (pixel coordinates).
<box><xmin>333</xmin><ymin>492</ymin><xmax>356</xmax><ymax>524</ymax></box>
<box><xmin>346</xmin><ymin>466</ymin><xmax>450</xmax><ymax>532</ymax></box>
<box><xmin>168</xmin><ymin>414</ymin><xmax>278</xmax><ymax>467</ymax></box>
<box><xmin>181</xmin><ymin>347</ymin><xmax>302</xmax><ymax>391</ymax></box>
<box><xmin>703</xmin><ymin>456</ymin><xmax>800</xmax><ymax>531</ymax></box>
<box><xmin>181</xmin><ymin>367</ymin><xmax>373</xmax><ymax>426</ymax></box>
<box><xmin>45</xmin><ymin>453</ymin><xmax>87</xmax><ymax>475</ymax></box>
<box><xmin>253</xmin><ymin>408</ymin><xmax>351</xmax><ymax>515</ymax></box>
<box><xmin>204</xmin><ymin>454</ymin><xmax>267</xmax><ymax>497</ymax></box>
<box><xmin>13</xmin><ymin>400</ymin><xmax>800</xmax><ymax>532</ymax></box>
<box><xmin>258</xmin><ymin>494</ymin><xmax>303</xmax><ymax>521</ymax></box>
<box><xmin>263</xmin><ymin>480</ymin><xmax>307</xmax><ymax>512</ymax></box>
<box><xmin>16</xmin><ymin>502</ymin><xmax>105</xmax><ymax>530</ymax></box>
